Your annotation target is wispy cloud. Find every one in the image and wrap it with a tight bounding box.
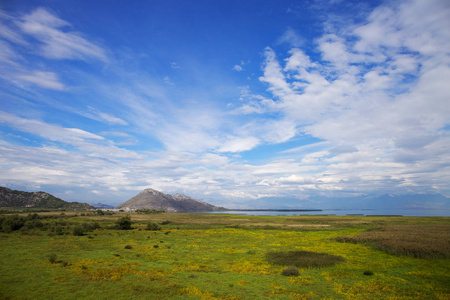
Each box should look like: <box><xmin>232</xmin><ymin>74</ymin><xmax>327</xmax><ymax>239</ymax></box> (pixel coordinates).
<box><xmin>87</xmin><ymin>107</ymin><xmax>128</xmax><ymax>126</ymax></box>
<box><xmin>17</xmin><ymin>8</ymin><xmax>107</xmax><ymax>61</ymax></box>
<box><xmin>16</xmin><ymin>71</ymin><xmax>65</xmax><ymax>90</ymax></box>
<box><xmin>0</xmin><ymin>0</ymin><xmax>448</xmax><ymax>205</ymax></box>
<box><xmin>0</xmin><ymin>111</ymin><xmax>141</xmax><ymax>159</ymax></box>
<box><xmin>277</xmin><ymin>27</ymin><xmax>304</xmax><ymax>47</ymax></box>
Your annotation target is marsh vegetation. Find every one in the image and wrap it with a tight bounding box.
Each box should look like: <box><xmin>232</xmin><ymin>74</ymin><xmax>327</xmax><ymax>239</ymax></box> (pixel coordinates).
<box><xmin>0</xmin><ymin>212</ymin><xmax>449</xmax><ymax>299</ymax></box>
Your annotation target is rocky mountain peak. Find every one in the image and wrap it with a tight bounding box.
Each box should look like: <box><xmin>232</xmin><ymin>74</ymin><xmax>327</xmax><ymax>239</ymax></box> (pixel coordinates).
<box><xmin>116</xmin><ymin>188</ymin><xmax>225</xmax><ymax>212</ymax></box>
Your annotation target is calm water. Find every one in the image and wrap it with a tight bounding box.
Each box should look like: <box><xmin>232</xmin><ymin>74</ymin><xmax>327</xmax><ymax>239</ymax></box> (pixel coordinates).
<box><xmin>207</xmin><ymin>208</ymin><xmax>450</xmax><ymax>217</ymax></box>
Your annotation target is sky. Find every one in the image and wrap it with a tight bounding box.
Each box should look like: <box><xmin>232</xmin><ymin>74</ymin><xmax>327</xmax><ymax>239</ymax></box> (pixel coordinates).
<box><xmin>0</xmin><ymin>0</ymin><xmax>449</xmax><ymax>208</ymax></box>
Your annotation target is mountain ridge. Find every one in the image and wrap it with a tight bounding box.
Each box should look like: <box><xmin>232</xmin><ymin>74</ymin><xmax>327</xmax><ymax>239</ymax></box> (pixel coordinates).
<box><xmin>0</xmin><ymin>187</ymin><xmax>93</xmax><ymax>210</ymax></box>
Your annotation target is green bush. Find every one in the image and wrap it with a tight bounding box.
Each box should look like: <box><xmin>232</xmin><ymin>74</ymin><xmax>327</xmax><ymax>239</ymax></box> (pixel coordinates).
<box><xmin>48</xmin><ymin>254</ymin><xmax>58</xmax><ymax>264</ymax></box>
<box><xmin>281</xmin><ymin>266</ymin><xmax>300</xmax><ymax>277</ymax></box>
<box><xmin>146</xmin><ymin>222</ymin><xmax>161</xmax><ymax>231</ymax></box>
<box><xmin>116</xmin><ymin>215</ymin><xmax>132</xmax><ymax>230</ymax></box>
<box><xmin>48</xmin><ymin>224</ymin><xmax>66</xmax><ymax>235</ymax></box>
<box><xmin>82</xmin><ymin>222</ymin><xmax>101</xmax><ymax>231</ymax></box>
<box><xmin>72</xmin><ymin>225</ymin><xmax>84</xmax><ymax>236</ymax></box>
<box><xmin>31</xmin><ymin>219</ymin><xmax>43</xmax><ymax>228</ymax></box>
<box><xmin>26</xmin><ymin>213</ymin><xmax>40</xmax><ymax>220</ymax></box>
<box><xmin>0</xmin><ymin>215</ymin><xmax>26</xmax><ymax>232</ymax></box>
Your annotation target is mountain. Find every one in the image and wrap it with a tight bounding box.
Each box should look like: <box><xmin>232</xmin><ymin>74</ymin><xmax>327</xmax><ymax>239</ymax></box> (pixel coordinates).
<box><xmin>116</xmin><ymin>188</ymin><xmax>226</xmax><ymax>212</ymax></box>
<box><xmin>0</xmin><ymin>187</ymin><xmax>93</xmax><ymax>210</ymax></box>
<box><xmin>90</xmin><ymin>203</ymin><xmax>115</xmax><ymax>209</ymax></box>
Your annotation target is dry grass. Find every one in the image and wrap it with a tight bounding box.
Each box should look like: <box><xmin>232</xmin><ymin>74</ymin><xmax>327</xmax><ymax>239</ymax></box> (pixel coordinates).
<box><xmin>335</xmin><ymin>224</ymin><xmax>450</xmax><ymax>259</ymax></box>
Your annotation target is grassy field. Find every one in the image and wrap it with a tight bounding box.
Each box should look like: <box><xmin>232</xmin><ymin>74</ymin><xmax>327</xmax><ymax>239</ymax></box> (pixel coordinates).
<box><xmin>0</xmin><ymin>212</ymin><xmax>449</xmax><ymax>299</ymax></box>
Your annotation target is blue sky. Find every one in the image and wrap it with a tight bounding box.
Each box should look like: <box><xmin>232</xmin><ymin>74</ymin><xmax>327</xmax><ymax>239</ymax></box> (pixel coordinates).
<box><xmin>0</xmin><ymin>0</ymin><xmax>449</xmax><ymax>208</ymax></box>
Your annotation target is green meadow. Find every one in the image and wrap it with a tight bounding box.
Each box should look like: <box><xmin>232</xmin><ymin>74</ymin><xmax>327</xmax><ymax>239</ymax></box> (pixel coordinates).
<box><xmin>0</xmin><ymin>212</ymin><xmax>449</xmax><ymax>299</ymax></box>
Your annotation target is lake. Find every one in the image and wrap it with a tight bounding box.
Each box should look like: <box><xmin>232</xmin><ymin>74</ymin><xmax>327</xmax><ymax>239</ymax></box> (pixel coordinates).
<box><xmin>207</xmin><ymin>208</ymin><xmax>450</xmax><ymax>217</ymax></box>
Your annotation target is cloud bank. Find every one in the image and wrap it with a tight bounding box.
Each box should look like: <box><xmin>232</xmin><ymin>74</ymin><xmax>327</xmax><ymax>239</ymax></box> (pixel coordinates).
<box><xmin>0</xmin><ymin>1</ymin><xmax>449</xmax><ymax>206</ymax></box>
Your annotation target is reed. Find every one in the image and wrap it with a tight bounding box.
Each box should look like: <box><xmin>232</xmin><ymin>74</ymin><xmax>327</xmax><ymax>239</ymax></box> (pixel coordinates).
<box><xmin>335</xmin><ymin>224</ymin><xmax>450</xmax><ymax>259</ymax></box>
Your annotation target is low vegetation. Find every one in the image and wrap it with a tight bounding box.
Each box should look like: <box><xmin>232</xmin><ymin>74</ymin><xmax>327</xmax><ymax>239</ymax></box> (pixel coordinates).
<box><xmin>266</xmin><ymin>250</ymin><xmax>345</xmax><ymax>268</ymax></box>
<box><xmin>0</xmin><ymin>212</ymin><xmax>449</xmax><ymax>299</ymax></box>
<box><xmin>146</xmin><ymin>221</ymin><xmax>161</xmax><ymax>231</ymax></box>
<box><xmin>281</xmin><ymin>266</ymin><xmax>300</xmax><ymax>277</ymax></box>
<box><xmin>136</xmin><ymin>209</ymin><xmax>165</xmax><ymax>214</ymax></box>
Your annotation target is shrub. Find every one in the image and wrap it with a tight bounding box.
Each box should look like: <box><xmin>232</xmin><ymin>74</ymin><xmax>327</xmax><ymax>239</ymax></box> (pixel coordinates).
<box><xmin>72</xmin><ymin>225</ymin><xmax>84</xmax><ymax>236</ymax></box>
<box><xmin>116</xmin><ymin>215</ymin><xmax>132</xmax><ymax>230</ymax></box>
<box><xmin>1</xmin><ymin>215</ymin><xmax>26</xmax><ymax>232</ymax></box>
<box><xmin>146</xmin><ymin>222</ymin><xmax>161</xmax><ymax>231</ymax></box>
<box><xmin>82</xmin><ymin>222</ymin><xmax>101</xmax><ymax>231</ymax></box>
<box><xmin>27</xmin><ymin>213</ymin><xmax>40</xmax><ymax>220</ymax></box>
<box><xmin>266</xmin><ymin>250</ymin><xmax>345</xmax><ymax>268</ymax></box>
<box><xmin>161</xmin><ymin>220</ymin><xmax>171</xmax><ymax>225</ymax></box>
<box><xmin>60</xmin><ymin>261</ymin><xmax>69</xmax><ymax>267</ymax></box>
<box><xmin>31</xmin><ymin>219</ymin><xmax>43</xmax><ymax>228</ymax></box>
<box><xmin>281</xmin><ymin>266</ymin><xmax>300</xmax><ymax>277</ymax></box>
<box><xmin>48</xmin><ymin>254</ymin><xmax>58</xmax><ymax>264</ymax></box>
<box><xmin>53</xmin><ymin>225</ymin><xmax>66</xmax><ymax>235</ymax></box>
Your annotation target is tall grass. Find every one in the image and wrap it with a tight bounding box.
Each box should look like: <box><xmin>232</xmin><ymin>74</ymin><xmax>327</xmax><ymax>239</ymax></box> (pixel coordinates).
<box><xmin>334</xmin><ymin>224</ymin><xmax>450</xmax><ymax>259</ymax></box>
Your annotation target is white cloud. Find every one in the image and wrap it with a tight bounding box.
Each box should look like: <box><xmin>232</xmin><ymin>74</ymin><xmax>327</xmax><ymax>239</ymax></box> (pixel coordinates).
<box><xmin>87</xmin><ymin>107</ymin><xmax>128</xmax><ymax>125</ymax></box>
<box><xmin>218</xmin><ymin>136</ymin><xmax>260</xmax><ymax>153</ymax></box>
<box><xmin>170</xmin><ymin>62</ymin><xmax>181</xmax><ymax>69</ymax></box>
<box><xmin>0</xmin><ymin>0</ymin><xmax>449</xmax><ymax>204</ymax></box>
<box><xmin>16</xmin><ymin>70</ymin><xmax>65</xmax><ymax>90</ymax></box>
<box><xmin>240</xmin><ymin>0</ymin><xmax>450</xmax><ymax>197</ymax></box>
<box><xmin>0</xmin><ymin>111</ymin><xmax>142</xmax><ymax>159</ymax></box>
<box><xmin>0</xmin><ymin>11</ymin><xmax>27</xmax><ymax>45</ymax></box>
<box><xmin>17</xmin><ymin>8</ymin><xmax>107</xmax><ymax>61</ymax></box>
<box><xmin>277</xmin><ymin>27</ymin><xmax>304</xmax><ymax>47</ymax></box>
<box><xmin>233</xmin><ymin>64</ymin><xmax>243</xmax><ymax>72</ymax></box>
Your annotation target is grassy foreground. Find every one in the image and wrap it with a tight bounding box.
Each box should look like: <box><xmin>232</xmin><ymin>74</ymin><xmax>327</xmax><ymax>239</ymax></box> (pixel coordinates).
<box><xmin>0</xmin><ymin>212</ymin><xmax>449</xmax><ymax>299</ymax></box>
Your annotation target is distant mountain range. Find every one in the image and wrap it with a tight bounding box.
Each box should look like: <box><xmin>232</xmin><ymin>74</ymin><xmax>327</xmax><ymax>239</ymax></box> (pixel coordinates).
<box><xmin>0</xmin><ymin>187</ymin><xmax>93</xmax><ymax>210</ymax></box>
<box><xmin>90</xmin><ymin>203</ymin><xmax>115</xmax><ymax>209</ymax></box>
<box><xmin>251</xmin><ymin>193</ymin><xmax>450</xmax><ymax>210</ymax></box>
<box><xmin>115</xmin><ymin>188</ymin><xmax>226</xmax><ymax>212</ymax></box>
<box><xmin>2</xmin><ymin>185</ymin><xmax>448</xmax><ymax>212</ymax></box>
<box><xmin>360</xmin><ymin>193</ymin><xmax>450</xmax><ymax>209</ymax></box>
